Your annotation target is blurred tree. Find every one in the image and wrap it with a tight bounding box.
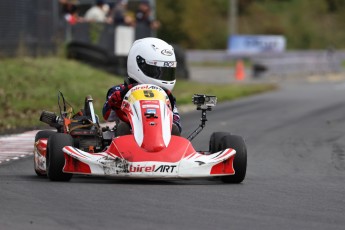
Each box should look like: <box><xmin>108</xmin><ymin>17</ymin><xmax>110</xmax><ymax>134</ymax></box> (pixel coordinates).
<box><xmin>179</xmin><ymin>0</ymin><xmax>228</xmax><ymax>49</ymax></box>
<box><xmin>157</xmin><ymin>0</ymin><xmax>228</xmax><ymax>49</ymax></box>
<box><xmin>325</xmin><ymin>0</ymin><xmax>345</xmax><ymax>12</ymax></box>
<box><xmin>156</xmin><ymin>1</ymin><xmax>187</xmax><ymax>45</ymax></box>
<box><xmin>156</xmin><ymin>0</ymin><xmax>345</xmax><ymax>50</ymax></box>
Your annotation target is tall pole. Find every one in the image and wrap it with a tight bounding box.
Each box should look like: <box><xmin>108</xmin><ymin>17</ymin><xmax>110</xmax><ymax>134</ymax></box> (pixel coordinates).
<box><xmin>229</xmin><ymin>0</ymin><xmax>238</xmax><ymax>37</ymax></box>
<box><xmin>150</xmin><ymin>0</ymin><xmax>157</xmax><ymax>37</ymax></box>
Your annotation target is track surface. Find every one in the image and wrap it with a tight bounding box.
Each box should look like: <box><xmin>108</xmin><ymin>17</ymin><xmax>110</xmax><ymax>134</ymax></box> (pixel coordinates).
<box><xmin>1</xmin><ymin>81</ymin><xmax>345</xmax><ymax>229</ymax></box>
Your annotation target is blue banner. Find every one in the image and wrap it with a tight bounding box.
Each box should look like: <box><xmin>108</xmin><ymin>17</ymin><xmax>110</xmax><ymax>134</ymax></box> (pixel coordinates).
<box><xmin>228</xmin><ymin>35</ymin><xmax>286</xmax><ymax>54</ymax></box>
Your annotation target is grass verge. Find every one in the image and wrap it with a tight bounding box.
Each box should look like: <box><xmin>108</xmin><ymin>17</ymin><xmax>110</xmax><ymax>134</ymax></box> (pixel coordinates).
<box><xmin>0</xmin><ymin>57</ymin><xmax>276</xmax><ymax>133</ymax></box>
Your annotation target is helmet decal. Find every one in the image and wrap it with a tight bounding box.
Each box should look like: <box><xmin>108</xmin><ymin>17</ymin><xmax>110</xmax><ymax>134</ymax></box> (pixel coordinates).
<box><xmin>164</xmin><ymin>62</ymin><xmax>175</xmax><ymax>67</ymax></box>
<box><xmin>161</xmin><ymin>49</ymin><xmax>173</xmax><ymax>56</ymax></box>
<box><xmin>151</xmin><ymin>44</ymin><xmax>159</xmax><ymax>51</ymax></box>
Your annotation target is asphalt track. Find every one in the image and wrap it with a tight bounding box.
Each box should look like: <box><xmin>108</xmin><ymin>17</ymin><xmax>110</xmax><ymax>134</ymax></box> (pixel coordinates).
<box><xmin>1</xmin><ymin>80</ymin><xmax>345</xmax><ymax>230</ymax></box>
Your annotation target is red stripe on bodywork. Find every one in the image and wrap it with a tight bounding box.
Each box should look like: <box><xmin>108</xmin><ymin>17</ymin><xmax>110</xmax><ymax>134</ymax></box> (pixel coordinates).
<box><xmin>186</xmin><ymin>152</ymin><xmax>197</xmax><ymax>159</ymax></box>
<box><xmin>194</xmin><ymin>154</ymin><xmax>203</xmax><ymax>159</ymax></box>
<box><xmin>63</xmin><ymin>153</ymin><xmax>91</xmax><ymax>174</ymax></box>
<box><xmin>65</xmin><ymin>146</ymin><xmax>86</xmax><ymax>159</ymax></box>
<box><xmin>140</xmin><ymin>100</ymin><xmax>166</xmax><ymax>152</ymax></box>
<box><xmin>36</xmin><ymin>139</ymin><xmax>48</xmax><ymax>157</ymax></box>
<box><xmin>213</xmin><ymin>149</ymin><xmax>233</xmax><ymax>160</ymax></box>
<box><xmin>210</xmin><ymin>155</ymin><xmax>235</xmax><ymax>175</ymax></box>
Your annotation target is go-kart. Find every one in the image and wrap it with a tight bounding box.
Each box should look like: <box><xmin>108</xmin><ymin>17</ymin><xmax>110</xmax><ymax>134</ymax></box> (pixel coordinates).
<box><xmin>34</xmin><ymin>84</ymin><xmax>247</xmax><ymax>183</ymax></box>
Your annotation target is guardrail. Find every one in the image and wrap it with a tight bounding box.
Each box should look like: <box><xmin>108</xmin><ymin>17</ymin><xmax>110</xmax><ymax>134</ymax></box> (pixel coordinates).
<box><xmin>187</xmin><ymin>50</ymin><xmax>345</xmax><ymax>77</ymax></box>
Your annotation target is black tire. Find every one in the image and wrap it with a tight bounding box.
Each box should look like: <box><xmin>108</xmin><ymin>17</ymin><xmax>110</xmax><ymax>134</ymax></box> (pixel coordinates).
<box><xmin>47</xmin><ymin>133</ymin><xmax>73</xmax><ymax>181</ymax></box>
<box><xmin>209</xmin><ymin>133</ymin><xmax>247</xmax><ymax>183</ymax></box>
<box><xmin>34</xmin><ymin>130</ymin><xmax>56</xmax><ymax>176</ymax></box>
<box><xmin>209</xmin><ymin>132</ymin><xmax>231</xmax><ymax>153</ymax></box>
<box><xmin>220</xmin><ymin>135</ymin><xmax>247</xmax><ymax>183</ymax></box>
<box><xmin>35</xmin><ymin>130</ymin><xmax>56</xmax><ymax>142</ymax></box>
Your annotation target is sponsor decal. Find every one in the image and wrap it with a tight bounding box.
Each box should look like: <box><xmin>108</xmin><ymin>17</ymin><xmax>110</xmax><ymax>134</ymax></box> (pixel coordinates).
<box><xmin>142</xmin><ymin>104</ymin><xmax>159</xmax><ymax>109</ymax></box>
<box><xmin>147</xmin><ymin>61</ymin><xmax>158</xmax><ymax>66</ymax></box>
<box><xmin>146</xmin><ymin>108</ymin><xmax>156</xmax><ymax>114</ymax></box>
<box><xmin>132</xmin><ymin>85</ymin><xmax>149</xmax><ymax>90</ymax></box>
<box><xmin>195</xmin><ymin>161</ymin><xmax>205</xmax><ymax>166</ymax></box>
<box><xmin>129</xmin><ymin>164</ymin><xmax>177</xmax><ymax>173</ymax></box>
<box><xmin>142</xmin><ymin>100</ymin><xmax>159</xmax><ymax>105</ymax></box>
<box><xmin>161</xmin><ymin>49</ymin><xmax>173</xmax><ymax>56</ymax></box>
<box><xmin>154</xmin><ymin>165</ymin><xmax>177</xmax><ymax>173</ymax></box>
<box><xmin>131</xmin><ymin>85</ymin><xmax>163</xmax><ymax>92</ymax></box>
<box><xmin>164</xmin><ymin>62</ymin><xmax>175</xmax><ymax>67</ymax></box>
<box><xmin>148</xmin><ymin>85</ymin><xmax>163</xmax><ymax>91</ymax></box>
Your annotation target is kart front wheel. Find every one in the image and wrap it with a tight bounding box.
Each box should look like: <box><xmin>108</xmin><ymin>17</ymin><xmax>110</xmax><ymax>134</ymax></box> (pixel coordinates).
<box><xmin>46</xmin><ymin>133</ymin><xmax>73</xmax><ymax>181</ymax></box>
<box><xmin>209</xmin><ymin>132</ymin><xmax>231</xmax><ymax>153</ymax></box>
<box><xmin>34</xmin><ymin>130</ymin><xmax>56</xmax><ymax>177</ymax></box>
<box><xmin>210</xmin><ymin>133</ymin><xmax>247</xmax><ymax>184</ymax></box>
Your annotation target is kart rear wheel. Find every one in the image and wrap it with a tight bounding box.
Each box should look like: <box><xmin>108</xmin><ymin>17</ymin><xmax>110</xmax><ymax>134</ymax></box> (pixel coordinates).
<box><xmin>210</xmin><ymin>133</ymin><xmax>247</xmax><ymax>184</ymax></box>
<box><xmin>47</xmin><ymin>133</ymin><xmax>73</xmax><ymax>181</ymax></box>
<box><xmin>34</xmin><ymin>130</ymin><xmax>56</xmax><ymax>177</ymax></box>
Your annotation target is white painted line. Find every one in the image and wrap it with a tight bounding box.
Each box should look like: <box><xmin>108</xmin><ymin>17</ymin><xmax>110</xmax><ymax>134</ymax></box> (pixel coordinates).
<box><xmin>0</xmin><ymin>130</ymin><xmax>39</xmax><ymax>165</ymax></box>
<box><xmin>1</xmin><ymin>152</ymin><xmax>32</xmax><ymax>155</ymax></box>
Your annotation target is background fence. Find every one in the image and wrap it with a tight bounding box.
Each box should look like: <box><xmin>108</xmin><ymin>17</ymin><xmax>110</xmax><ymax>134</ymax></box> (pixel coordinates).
<box><xmin>0</xmin><ymin>0</ymin><xmax>61</xmax><ymax>57</ymax></box>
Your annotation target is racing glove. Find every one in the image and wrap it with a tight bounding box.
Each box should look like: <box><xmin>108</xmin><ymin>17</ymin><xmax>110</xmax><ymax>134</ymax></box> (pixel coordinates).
<box><xmin>108</xmin><ymin>91</ymin><xmax>123</xmax><ymax>110</ymax></box>
<box><xmin>108</xmin><ymin>84</ymin><xmax>137</xmax><ymax>110</ymax></box>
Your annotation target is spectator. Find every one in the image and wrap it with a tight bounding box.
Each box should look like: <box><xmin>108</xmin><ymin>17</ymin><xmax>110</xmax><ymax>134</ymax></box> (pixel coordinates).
<box><xmin>84</xmin><ymin>0</ymin><xmax>112</xmax><ymax>23</ymax></box>
<box><xmin>112</xmin><ymin>0</ymin><xmax>135</xmax><ymax>26</ymax></box>
<box><xmin>135</xmin><ymin>1</ymin><xmax>160</xmax><ymax>39</ymax></box>
<box><xmin>59</xmin><ymin>0</ymin><xmax>82</xmax><ymax>25</ymax></box>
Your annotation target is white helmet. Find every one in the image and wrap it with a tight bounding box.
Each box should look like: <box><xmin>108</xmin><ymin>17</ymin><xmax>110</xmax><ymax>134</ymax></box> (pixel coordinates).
<box><xmin>127</xmin><ymin>37</ymin><xmax>177</xmax><ymax>91</ymax></box>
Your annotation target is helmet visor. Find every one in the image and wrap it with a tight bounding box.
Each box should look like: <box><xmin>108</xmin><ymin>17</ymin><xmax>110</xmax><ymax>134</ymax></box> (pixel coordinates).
<box><xmin>137</xmin><ymin>56</ymin><xmax>176</xmax><ymax>81</ymax></box>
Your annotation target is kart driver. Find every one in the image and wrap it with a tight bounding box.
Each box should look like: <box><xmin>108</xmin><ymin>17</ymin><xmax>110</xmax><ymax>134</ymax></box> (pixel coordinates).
<box><xmin>102</xmin><ymin>37</ymin><xmax>181</xmax><ymax>136</ymax></box>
